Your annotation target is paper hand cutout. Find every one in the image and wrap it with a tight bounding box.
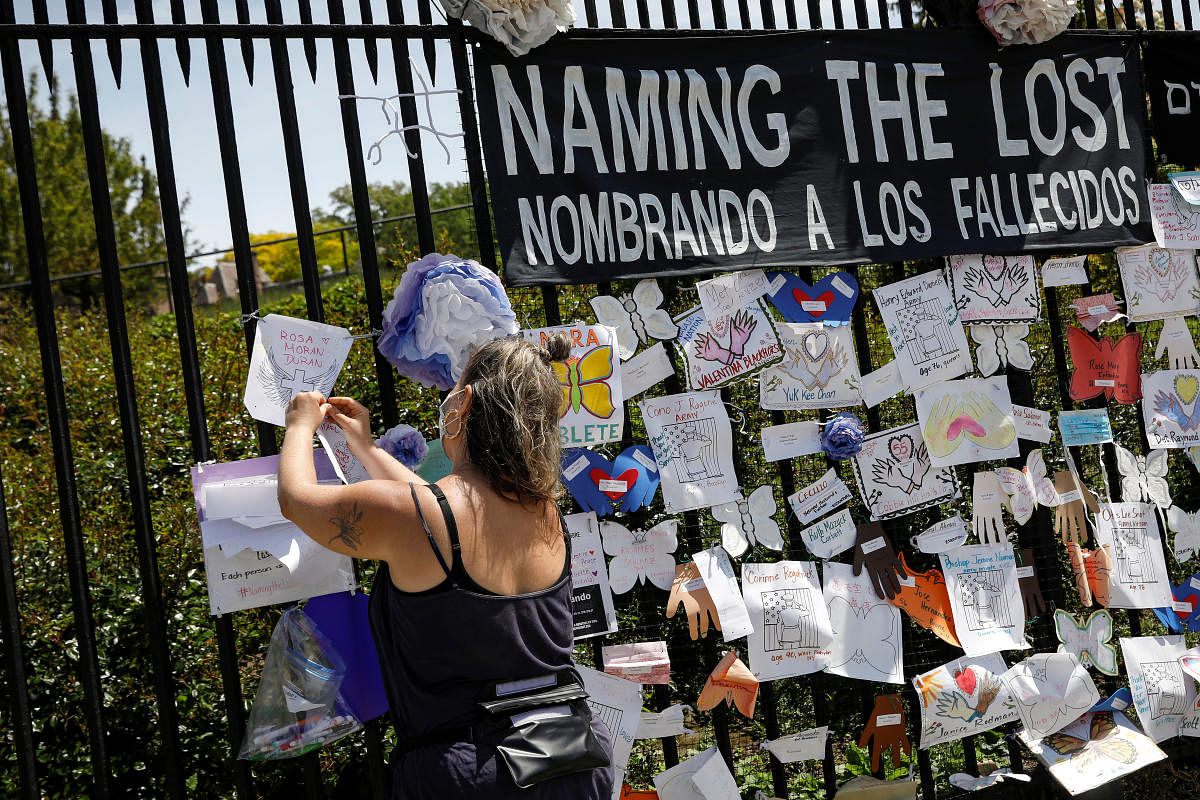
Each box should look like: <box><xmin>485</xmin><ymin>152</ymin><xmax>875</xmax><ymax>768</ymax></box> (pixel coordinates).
<box><xmin>1112</xmin><ymin>444</ymin><xmax>1171</xmax><ymax>509</ymax></box>
<box><xmin>1167</xmin><ymin>505</ymin><xmax>1200</xmax><ymax>562</ymax></box>
<box><xmin>1054</xmin><ymin>609</ymin><xmax>1119</xmax><ymax>676</ymax></box>
<box><xmin>888</xmin><ymin>553</ymin><xmax>961</xmax><ymax>647</ymax></box>
<box><xmin>1017</xmin><ymin>548</ymin><xmax>1046</xmax><ymax>619</ymax></box>
<box><xmin>601</xmin><ymin>519</ymin><xmax>678</xmax><ymax>593</ymax></box>
<box><xmin>711</xmin><ymin>485</ymin><xmax>783</xmax><ymax>558</ymax></box>
<box><xmin>697</xmin><ymin>651</ymin><xmax>758</xmax><ymax>718</ymax></box>
<box><xmin>858</xmin><ymin>694</ymin><xmax>911</xmax><ymax>772</ymax></box>
<box><xmin>994</xmin><ymin>449</ymin><xmax>1060</xmax><ymax>525</ymax></box>
<box><xmin>1067</xmin><ymin>327</ymin><xmax>1143</xmax><ymax>404</ymax></box>
<box><xmin>922</xmin><ymin>391</ymin><xmax>1017</xmax><ymax>460</ymax></box>
<box><xmin>972</xmin><ymin>471</ymin><xmax>1008</xmax><ymax>545</ymax></box>
<box><xmin>667</xmin><ymin>562</ymin><xmax>721</xmax><ymax>640</ymax></box>
<box><xmin>970</xmin><ymin>324</ymin><xmax>1034</xmax><ymax>377</ymax></box>
<box><xmin>1156</xmin><ymin>317</ymin><xmax>1200</xmax><ymax>369</ymax></box>
<box><xmin>852</xmin><ymin>523</ymin><xmax>907</xmax><ymax>600</ymax></box>
<box><xmin>1067</xmin><ymin>542</ymin><xmax>1112</xmax><ymax>607</ymax></box>
<box><xmin>1054</xmin><ymin>471</ymin><xmax>1094</xmax><ymax>546</ymax></box>
<box><xmin>590</xmin><ymin>279</ymin><xmax>678</xmax><ymax>360</ymax></box>
<box><xmin>562</xmin><ymin>446</ymin><xmax>660</xmax><ymax>515</ymax></box>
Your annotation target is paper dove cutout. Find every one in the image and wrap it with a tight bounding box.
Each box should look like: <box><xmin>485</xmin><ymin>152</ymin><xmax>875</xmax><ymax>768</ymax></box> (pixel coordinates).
<box><xmin>711</xmin><ymin>485</ymin><xmax>783</xmax><ymax>558</ymax></box>
<box><xmin>601</xmin><ymin>519</ymin><xmax>678</xmax><ymax>593</ymax></box>
<box><xmin>1053</xmin><ymin>609</ymin><xmax>1120</xmax><ymax>676</ymax></box>
<box><xmin>1167</xmin><ymin>506</ymin><xmax>1200</xmax><ymax>562</ymax></box>
<box><xmin>994</xmin><ymin>449</ymin><xmax>1061</xmax><ymax>525</ymax></box>
<box><xmin>970</xmin><ymin>324</ymin><xmax>1034</xmax><ymax>377</ymax></box>
<box><xmin>1001</xmin><ymin>652</ymin><xmax>1100</xmax><ymax>739</ymax></box>
<box><xmin>697</xmin><ymin>651</ymin><xmax>758</xmax><ymax>718</ymax></box>
<box><xmin>1113</xmin><ymin>444</ymin><xmax>1171</xmax><ymax>509</ymax></box>
<box><xmin>590</xmin><ymin>279</ymin><xmax>678</xmax><ymax>361</ymax></box>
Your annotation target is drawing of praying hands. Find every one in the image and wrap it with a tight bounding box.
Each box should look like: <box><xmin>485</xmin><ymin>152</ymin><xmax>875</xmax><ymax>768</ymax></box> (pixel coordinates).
<box><xmin>1156</xmin><ymin>317</ymin><xmax>1200</xmax><ymax>369</ymax></box>
<box><xmin>922</xmin><ymin>395</ymin><xmax>961</xmax><ymax>459</ymax></box>
<box><xmin>728</xmin><ymin>310</ymin><xmax>755</xmax><ymax>357</ymax></box>
<box><xmin>694</xmin><ymin>331</ymin><xmax>735</xmax><ymax>365</ymax></box>
<box><xmin>960</xmin><ymin>392</ymin><xmax>1017</xmax><ymax>450</ymax></box>
<box><xmin>666</xmin><ymin>562</ymin><xmax>721</xmax><ymax>640</ymax></box>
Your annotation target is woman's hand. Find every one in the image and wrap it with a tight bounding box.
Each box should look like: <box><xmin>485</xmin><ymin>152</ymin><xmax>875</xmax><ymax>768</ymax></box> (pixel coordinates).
<box><xmin>325</xmin><ymin>396</ymin><xmax>374</xmax><ymax>452</ymax></box>
<box><xmin>285</xmin><ymin>391</ymin><xmax>331</xmax><ymax>432</ymax></box>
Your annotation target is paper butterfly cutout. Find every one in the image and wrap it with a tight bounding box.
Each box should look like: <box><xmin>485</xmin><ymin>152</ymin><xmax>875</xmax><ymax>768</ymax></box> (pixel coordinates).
<box><xmin>590</xmin><ymin>279</ymin><xmax>678</xmax><ymax>361</ymax></box>
<box><xmin>1053</xmin><ymin>609</ymin><xmax>1119</xmax><ymax>676</ymax></box>
<box><xmin>697</xmin><ymin>651</ymin><xmax>758</xmax><ymax>718</ymax></box>
<box><xmin>970</xmin><ymin>324</ymin><xmax>1033</xmax><ymax>377</ymax></box>
<box><xmin>888</xmin><ymin>553</ymin><xmax>960</xmax><ymax>647</ymax></box>
<box><xmin>827</xmin><ymin>596</ymin><xmax>899</xmax><ymax>678</ymax></box>
<box><xmin>1167</xmin><ymin>506</ymin><xmax>1200</xmax><ymax>562</ymax></box>
<box><xmin>1091</xmin><ymin>688</ymin><xmax>1134</xmax><ymax>713</ymax></box>
<box><xmin>552</xmin><ymin>345</ymin><xmax>616</xmax><ymax>419</ymax></box>
<box><xmin>1112</xmin><ymin>444</ymin><xmax>1171</xmax><ymax>509</ymax></box>
<box><xmin>994</xmin><ymin>449</ymin><xmax>1061</xmax><ymax>525</ymax></box>
<box><xmin>764</xmin><ymin>270</ymin><xmax>859</xmax><ymax>325</ymax></box>
<box><xmin>1187</xmin><ymin>446</ymin><xmax>1200</xmax><ymax>475</ymax></box>
<box><xmin>600</xmin><ymin>519</ymin><xmax>678</xmax><ymax>593</ymax></box>
<box><xmin>1067</xmin><ymin>328</ymin><xmax>1143</xmax><ymax>404</ymax></box>
<box><xmin>1150</xmin><ymin>373</ymin><xmax>1200</xmax><ymax>432</ymax></box>
<box><xmin>711</xmin><ymin>486</ymin><xmax>783</xmax><ymax>558</ymax></box>
<box><xmin>1042</xmin><ymin>711</ymin><xmax>1137</xmax><ymax>765</ymax></box>
<box><xmin>561</xmin><ymin>446</ymin><xmax>660</xmax><ymax>516</ymax></box>
<box><xmin>1070</xmin><ymin>293</ymin><xmax>1125</xmax><ymax>332</ymax></box>
<box><xmin>1150</xmin><ymin>577</ymin><xmax>1200</xmax><ymax>633</ymax></box>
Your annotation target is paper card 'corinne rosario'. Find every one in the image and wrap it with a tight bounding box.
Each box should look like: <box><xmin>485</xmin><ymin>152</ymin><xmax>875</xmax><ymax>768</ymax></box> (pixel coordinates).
<box><xmin>759</xmin><ymin>323</ymin><xmax>861</xmax><ymax>410</ymax></box>
<box><xmin>639</xmin><ymin>391</ymin><xmax>739</xmax><ymax>513</ymax></box>
<box><xmin>851</xmin><ymin>422</ymin><xmax>960</xmax><ymax>521</ymax></box>
<box><xmin>1142</xmin><ymin>369</ymin><xmax>1200</xmax><ymax>448</ymax></box>
<box><xmin>914</xmin><ymin>377</ymin><xmax>1019</xmax><ymax>469</ymax></box>
<box><xmin>912</xmin><ymin>652</ymin><xmax>1018</xmax><ymax>748</ymax></box>
<box><xmin>741</xmin><ymin>561</ymin><xmax>832</xmax><ymax>681</ymax></box>
<box><xmin>946</xmin><ymin>254</ymin><xmax>1040</xmax><ymax>324</ymax></box>
<box><xmin>873</xmin><ymin>270</ymin><xmax>972</xmax><ymax>392</ymax></box>
<box><xmin>1120</xmin><ymin>635</ymin><xmax>1195</xmax><ymax>743</ymax></box>
<box><xmin>244</xmin><ymin>314</ymin><xmax>354</xmax><ymax>427</ymax></box>
<box><xmin>1116</xmin><ymin>244</ymin><xmax>1200</xmax><ymax>322</ymax></box>
<box><xmin>1019</xmin><ymin>711</ymin><xmax>1166</xmax><ymax>796</ymax></box>
<box><xmin>522</xmin><ymin>323</ymin><xmax>624</xmax><ymax>447</ymax></box>
<box><xmin>823</xmin><ymin>561</ymin><xmax>903</xmax><ymax>684</ymax></box>
<box><xmin>939</xmin><ymin>544</ymin><xmax>1029</xmax><ymax>657</ymax></box>
<box><xmin>1093</xmin><ymin>502</ymin><xmax>1173</xmax><ymax>609</ymax></box>
<box><xmin>674</xmin><ymin>299</ymin><xmax>783</xmax><ymax>391</ymax></box>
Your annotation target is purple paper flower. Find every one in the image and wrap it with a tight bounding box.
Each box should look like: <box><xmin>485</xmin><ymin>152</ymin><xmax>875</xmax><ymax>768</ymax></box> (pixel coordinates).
<box><xmin>821</xmin><ymin>413</ymin><xmax>865</xmax><ymax>461</ymax></box>
<box><xmin>376</xmin><ymin>424</ymin><xmax>428</xmax><ymax>469</ymax></box>
<box><xmin>377</xmin><ymin>253</ymin><xmax>518</xmax><ymax>391</ymax></box>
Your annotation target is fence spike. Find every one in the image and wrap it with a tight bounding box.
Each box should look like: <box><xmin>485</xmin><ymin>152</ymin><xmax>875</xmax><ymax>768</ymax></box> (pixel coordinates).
<box><xmin>298</xmin><ymin>0</ymin><xmax>319</xmax><ymax>81</ymax></box>
<box><xmin>170</xmin><ymin>0</ymin><xmax>191</xmax><ymax>85</ymax></box>
<box><xmin>418</xmin><ymin>0</ymin><xmax>436</xmax><ymax>82</ymax></box>
<box><xmin>359</xmin><ymin>0</ymin><xmax>379</xmax><ymax>83</ymax></box>
<box><xmin>31</xmin><ymin>0</ymin><xmax>52</xmax><ymax>80</ymax></box>
<box><xmin>235</xmin><ymin>0</ymin><xmax>254</xmax><ymax>84</ymax></box>
<box><xmin>100</xmin><ymin>0</ymin><xmax>122</xmax><ymax>86</ymax></box>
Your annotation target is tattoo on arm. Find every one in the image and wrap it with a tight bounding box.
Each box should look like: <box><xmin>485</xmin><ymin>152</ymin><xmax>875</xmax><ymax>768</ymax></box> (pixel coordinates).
<box><xmin>328</xmin><ymin>502</ymin><xmax>365</xmax><ymax>550</ymax></box>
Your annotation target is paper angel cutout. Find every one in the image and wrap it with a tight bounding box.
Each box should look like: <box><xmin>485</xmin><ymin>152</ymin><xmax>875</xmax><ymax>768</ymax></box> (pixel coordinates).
<box><xmin>1002</xmin><ymin>652</ymin><xmax>1100</xmax><ymax>739</ymax></box>
<box><xmin>1167</xmin><ymin>506</ymin><xmax>1200</xmax><ymax>561</ymax></box>
<box><xmin>244</xmin><ymin>314</ymin><xmax>353</xmax><ymax>427</ymax></box>
<box><xmin>1067</xmin><ymin>328</ymin><xmax>1143</xmax><ymax>404</ymax></box>
<box><xmin>601</xmin><ymin>519</ymin><xmax>678</xmax><ymax>593</ymax></box>
<box><xmin>827</xmin><ymin>595</ymin><xmax>902</xmax><ymax>683</ymax></box>
<box><xmin>994</xmin><ymin>449</ymin><xmax>1061</xmax><ymax>525</ymax></box>
<box><xmin>711</xmin><ymin>485</ymin><xmax>783</xmax><ymax>558</ymax></box>
<box><xmin>697</xmin><ymin>651</ymin><xmax>758</xmax><ymax>718</ymax></box>
<box><xmin>1054</xmin><ymin>609</ymin><xmax>1119</xmax><ymax>676</ymax></box>
<box><xmin>970</xmin><ymin>324</ymin><xmax>1033</xmax><ymax>377</ymax></box>
<box><xmin>590</xmin><ymin>279</ymin><xmax>678</xmax><ymax>361</ymax></box>
<box><xmin>764</xmin><ymin>270</ymin><xmax>859</xmax><ymax>325</ymax></box>
<box><xmin>1113</xmin><ymin>444</ymin><xmax>1171</xmax><ymax>509</ymax></box>
<box><xmin>1070</xmin><ymin>293</ymin><xmax>1125</xmax><ymax>332</ymax></box>
<box><xmin>888</xmin><ymin>553</ymin><xmax>961</xmax><ymax>647</ymax></box>
<box><xmin>561</xmin><ymin>446</ymin><xmax>660</xmax><ymax>515</ymax></box>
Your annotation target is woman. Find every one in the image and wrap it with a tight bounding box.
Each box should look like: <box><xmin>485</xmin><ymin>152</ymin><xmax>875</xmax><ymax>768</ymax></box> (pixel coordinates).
<box><xmin>278</xmin><ymin>334</ymin><xmax>613</xmax><ymax>799</ymax></box>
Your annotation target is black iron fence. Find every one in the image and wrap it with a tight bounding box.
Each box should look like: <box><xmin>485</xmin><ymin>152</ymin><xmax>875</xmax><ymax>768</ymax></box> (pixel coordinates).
<box><xmin>3</xmin><ymin>1</ymin><xmax>1200</xmax><ymax>799</ymax></box>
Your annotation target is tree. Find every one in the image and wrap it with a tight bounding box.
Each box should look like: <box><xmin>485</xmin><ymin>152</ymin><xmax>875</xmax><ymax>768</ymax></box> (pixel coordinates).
<box><xmin>213</xmin><ymin>230</ymin><xmax>361</xmax><ymax>283</ymax></box>
<box><xmin>0</xmin><ymin>74</ymin><xmax>183</xmax><ymax>310</ymax></box>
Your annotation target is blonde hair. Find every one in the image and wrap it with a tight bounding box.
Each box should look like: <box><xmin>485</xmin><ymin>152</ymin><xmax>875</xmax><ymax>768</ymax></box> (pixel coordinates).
<box><xmin>458</xmin><ymin>333</ymin><xmax>571</xmax><ymax>503</ymax></box>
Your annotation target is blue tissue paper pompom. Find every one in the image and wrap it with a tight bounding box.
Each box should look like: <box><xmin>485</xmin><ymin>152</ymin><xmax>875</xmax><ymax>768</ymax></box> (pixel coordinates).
<box><xmin>376</xmin><ymin>424</ymin><xmax>428</xmax><ymax>469</ymax></box>
<box><xmin>821</xmin><ymin>413</ymin><xmax>865</xmax><ymax>461</ymax></box>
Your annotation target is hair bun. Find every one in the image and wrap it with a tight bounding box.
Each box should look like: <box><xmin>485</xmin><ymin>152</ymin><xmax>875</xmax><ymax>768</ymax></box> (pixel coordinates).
<box><xmin>543</xmin><ymin>333</ymin><xmax>572</xmax><ymax>363</ymax></box>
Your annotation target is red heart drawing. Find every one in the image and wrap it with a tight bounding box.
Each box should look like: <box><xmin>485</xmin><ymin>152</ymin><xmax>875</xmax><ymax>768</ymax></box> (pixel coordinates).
<box><xmin>953</xmin><ymin>667</ymin><xmax>976</xmax><ymax>696</ymax></box>
<box><xmin>1177</xmin><ymin>593</ymin><xmax>1199</xmax><ymax>621</ymax></box>
<box><xmin>792</xmin><ymin>289</ymin><xmax>835</xmax><ymax>318</ymax></box>
<box><xmin>588</xmin><ymin>550</ymin><xmax>595</xmax><ymax>556</ymax></box>
<box><xmin>590</xmin><ymin>468</ymin><xmax>638</xmax><ymax>500</ymax></box>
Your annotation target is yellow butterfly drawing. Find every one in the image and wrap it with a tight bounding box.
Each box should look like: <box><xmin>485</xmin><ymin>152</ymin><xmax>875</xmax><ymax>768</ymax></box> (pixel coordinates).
<box><xmin>553</xmin><ymin>345</ymin><xmax>615</xmax><ymax>419</ymax></box>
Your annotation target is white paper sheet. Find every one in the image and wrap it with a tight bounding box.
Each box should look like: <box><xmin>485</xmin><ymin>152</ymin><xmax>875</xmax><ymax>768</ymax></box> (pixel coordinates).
<box><xmin>823</xmin><ymin>561</ymin><xmax>903</xmax><ymax>683</ymax></box>
<box><xmin>1151</xmin><ymin>183</ymin><xmax>1200</xmax><ymax>248</ymax></box>
<box><xmin>873</xmin><ymin>270</ymin><xmax>972</xmax><ymax>391</ymax></box>
<box><xmin>914</xmin><ymin>377</ymin><xmax>1020</xmax><ymax>468</ymax></box>
<box><xmin>1120</xmin><ymin>635</ymin><xmax>1195</xmax><ymax>742</ymax></box>
<box><xmin>939</xmin><ymin>544</ymin><xmax>1028</xmax><ymax>657</ymax></box>
<box><xmin>1142</xmin><ymin>369</ymin><xmax>1200</xmax><ymax>448</ymax></box>
<box><xmin>1116</xmin><ymin>245</ymin><xmax>1200</xmax><ymax>322</ymax></box>
<box><xmin>620</xmin><ymin>341</ymin><xmax>675</xmax><ymax>399</ymax></box>
<box><xmin>860</xmin><ymin>360</ymin><xmax>904</xmax><ymax>408</ymax></box>
<box><xmin>641</xmin><ymin>391</ymin><xmax>740</xmax><ymax>513</ymax></box>
<box><xmin>692</xmin><ymin>546</ymin><xmax>753</xmax><ymax>642</ymax></box>
<box><xmin>761</xmin><ymin>727</ymin><xmax>829</xmax><ymax>763</ymax></box>
<box><xmin>798</xmin><ymin>508</ymin><xmax>857</xmax><ymax>559</ymax></box>
<box><xmin>636</xmin><ymin>704</ymin><xmax>692</xmax><ymax>739</ymax></box>
<box><xmin>1001</xmin><ymin>653</ymin><xmax>1099</xmax><ymax>739</ymax></box>
<box><xmin>697</xmin><ymin>269</ymin><xmax>770</xmax><ymax>323</ymax></box>
<box><xmin>522</xmin><ymin>323</ymin><xmax>624</xmax><ymax>446</ymax></box>
<box><xmin>912</xmin><ymin>653</ymin><xmax>1018</xmax><ymax>748</ymax></box>
<box><xmin>1011</xmin><ymin>405</ymin><xmax>1053</xmax><ymax>443</ymax></box>
<box><xmin>787</xmin><ymin>468</ymin><xmax>853</xmax><ymax>525</ymax></box>
<box><xmin>1093</xmin><ymin>503</ymin><xmax>1173</xmax><ymax>608</ymax></box>
<box><xmin>946</xmin><ymin>254</ymin><xmax>1040</xmax><ymax>325</ymax></box>
<box><xmin>653</xmin><ymin>747</ymin><xmax>739</xmax><ymax>800</ymax></box>
<box><xmin>576</xmin><ymin>664</ymin><xmax>643</xmax><ymax>799</ymax></box>
<box><xmin>201</xmin><ymin>544</ymin><xmax>355</xmax><ymax>615</ymax></box>
<box><xmin>1041</xmin><ymin>256</ymin><xmax>1090</xmax><ymax>287</ymax></box>
<box><xmin>760</xmin><ymin>421</ymin><xmax>822</xmax><ymax>462</ymax></box>
<box><xmin>244</xmin><ymin>314</ymin><xmax>353</xmax><ymax>427</ymax></box>
<box><xmin>565</xmin><ymin>511</ymin><xmax>618</xmax><ymax>639</ymax></box>
<box><xmin>851</xmin><ymin>422</ymin><xmax>960</xmax><ymax>521</ymax></box>
<box><xmin>742</xmin><ymin>561</ymin><xmax>831</xmax><ymax>680</ymax></box>
<box><xmin>759</xmin><ymin>323</ymin><xmax>861</xmax><ymax>410</ymax></box>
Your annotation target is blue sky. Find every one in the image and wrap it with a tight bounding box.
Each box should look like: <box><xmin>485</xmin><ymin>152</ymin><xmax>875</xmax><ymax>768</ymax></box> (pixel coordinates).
<box><xmin>3</xmin><ymin>0</ymin><xmax>898</xmax><ymax>270</ymax></box>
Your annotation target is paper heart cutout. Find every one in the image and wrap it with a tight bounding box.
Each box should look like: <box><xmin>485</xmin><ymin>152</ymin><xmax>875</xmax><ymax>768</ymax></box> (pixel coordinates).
<box><xmin>1153</xmin><ymin>576</ymin><xmax>1200</xmax><ymax>633</ymax></box>
<box><xmin>802</xmin><ymin>330</ymin><xmax>830</xmax><ymax>361</ymax></box>
<box><xmin>1178</xmin><ymin>375</ymin><xmax>1199</xmax><ymax>406</ymax></box>
<box><xmin>765</xmin><ymin>270</ymin><xmax>859</xmax><ymax>326</ymax></box>
<box><xmin>590</xmin><ymin>467</ymin><xmax>639</xmax><ymax>500</ymax></box>
<box><xmin>888</xmin><ymin>554</ymin><xmax>960</xmax><ymax>647</ymax></box>
<box><xmin>954</xmin><ymin>667</ymin><xmax>977</xmax><ymax>696</ymax></box>
<box><xmin>1152</xmin><ymin>246</ymin><xmax>1174</xmax><ymax>276</ymax></box>
<box><xmin>561</xmin><ymin>446</ymin><xmax>660</xmax><ymax>516</ymax></box>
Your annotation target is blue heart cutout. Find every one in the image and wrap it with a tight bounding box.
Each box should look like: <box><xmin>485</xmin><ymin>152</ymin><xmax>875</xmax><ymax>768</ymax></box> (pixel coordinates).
<box><xmin>1152</xmin><ymin>576</ymin><xmax>1200</xmax><ymax>633</ymax></box>
<box><xmin>764</xmin><ymin>270</ymin><xmax>859</xmax><ymax>326</ymax></box>
<box><xmin>561</xmin><ymin>445</ymin><xmax>660</xmax><ymax>516</ymax></box>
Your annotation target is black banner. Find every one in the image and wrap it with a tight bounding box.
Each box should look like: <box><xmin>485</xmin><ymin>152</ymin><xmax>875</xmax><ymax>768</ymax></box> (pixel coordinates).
<box><xmin>472</xmin><ymin>30</ymin><xmax>1152</xmax><ymax>287</ymax></box>
<box><xmin>1144</xmin><ymin>35</ymin><xmax>1200</xmax><ymax>168</ymax></box>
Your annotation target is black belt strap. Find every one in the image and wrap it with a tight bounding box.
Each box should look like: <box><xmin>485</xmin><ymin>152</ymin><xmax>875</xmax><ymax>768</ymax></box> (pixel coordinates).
<box><xmin>391</xmin><ymin>722</ymin><xmax>477</xmax><ymax>761</ymax></box>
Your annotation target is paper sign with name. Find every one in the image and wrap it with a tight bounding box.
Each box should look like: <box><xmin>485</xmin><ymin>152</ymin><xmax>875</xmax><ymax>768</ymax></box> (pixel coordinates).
<box><xmin>912</xmin><ymin>652</ymin><xmax>1017</xmax><ymax>748</ymax></box>
<box><xmin>1001</xmin><ymin>652</ymin><xmax>1099</xmax><ymax>739</ymax></box>
<box><xmin>761</xmin><ymin>727</ymin><xmax>829</xmax><ymax>763</ymax></box>
<box><xmin>316</xmin><ymin>421</ymin><xmax>371</xmax><ymax>484</ymax></box>
<box><xmin>939</xmin><ymin>544</ymin><xmax>1029</xmax><ymax>657</ymax></box>
<box><xmin>1041</xmin><ymin>256</ymin><xmax>1089</xmax><ymax>287</ymax></box>
<box><xmin>1150</xmin><ymin>183</ymin><xmax>1200</xmax><ymax>248</ymax></box>
<box><xmin>675</xmin><ymin>300</ymin><xmax>783</xmax><ymax>391</ymax></box>
<box><xmin>1143</xmin><ymin>369</ymin><xmax>1200</xmax><ymax>448</ymax></box>
<box><xmin>1116</xmin><ymin>245</ymin><xmax>1200</xmax><ymax>322</ymax></box>
<box><xmin>603</xmin><ymin>641</ymin><xmax>670</xmax><ymax>685</ymax></box>
<box><xmin>693</xmin><ymin>546</ymin><xmax>753</xmax><ymax>642</ymax></box>
<box><xmin>1120</xmin><ymin>635</ymin><xmax>1194</xmax><ymax>743</ymax></box>
<box><xmin>787</xmin><ymin>468</ymin><xmax>852</xmax><ymax>524</ymax></box>
<box><xmin>851</xmin><ymin>422</ymin><xmax>960</xmax><ymax>521</ymax></box>
<box><xmin>824</xmin><ymin>561</ymin><xmax>903</xmax><ymax>684</ymax></box>
<box><xmin>799</xmin><ymin>508</ymin><xmax>857</xmax><ymax>560</ymax></box>
<box><xmin>874</xmin><ymin>270</ymin><xmax>972</xmax><ymax>392</ymax></box>
<box><xmin>636</xmin><ymin>704</ymin><xmax>692</xmax><ymax>739</ymax></box>
<box><xmin>1011</xmin><ymin>405</ymin><xmax>1053</xmax><ymax>443</ymax></box>
<box><xmin>947</xmin><ymin>254</ymin><xmax>1040</xmax><ymax>325</ymax></box>
<box><xmin>697</xmin><ymin>269</ymin><xmax>770</xmax><ymax>324</ymax></box>
<box><xmin>566</xmin><ymin>511</ymin><xmax>618</xmax><ymax>639</ymax></box>
<box><xmin>1058</xmin><ymin>408</ymin><xmax>1113</xmax><ymax>446</ymax></box>
<box><xmin>523</xmin><ymin>323</ymin><xmax>624</xmax><ymax>447</ymax></box>
<box><xmin>761</xmin><ymin>421</ymin><xmax>822</xmax><ymax>462</ymax></box>
<box><xmin>620</xmin><ymin>341</ymin><xmax>675</xmax><ymax>400</ymax></box>
<box><xmin>914</xmin><ymin>377</ymin><xmax>1019</xmax><ymax>468</ymax></box>
<box><xmin>742</xmin><ymin>560</ymin><xmax>832</xmax><ymax>680</ymax></box>
<box><xmin>576</xmin><ymin>664</ymin><xmax>643</xmax><ymax>798</ymax></box>
<box><xmin>244</xmin><ymin>314</ymin><xmax>353</xmax><ymax>427</ymax></box>
<box><xmin>765</xmin><ymin>271</ymin><xmax>860</xmax><ymax>326</ymax></box>
<box><xmin>1094</xmin><ymin>503</ymin><xmax>1173</xmax><ymax>609</ymax></box>
<box><xmin>759</xmin><ymin>323</ymin><xmax>861</xmax><ymax>410</ymax></box>
<box><xmin>910</xmin><ymin>516</ymin><xmax>969</xmax><ymax>554</ymax></box>
<box><xmin>859</xmin><ymin>361</ymin><xmax>904</xmax><ymax>408</ymax></box>
<box><xmin>641</xmin><ymin>391</ymin><xmax>739</xmax><ymax>513</ymax></box>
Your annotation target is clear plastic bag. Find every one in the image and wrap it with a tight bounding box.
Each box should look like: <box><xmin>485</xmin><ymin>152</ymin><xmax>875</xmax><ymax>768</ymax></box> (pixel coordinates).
<box><xmin>239</xmin><ymin>606</ymin><xmax>362</xmax><ymax>761</ymax></box>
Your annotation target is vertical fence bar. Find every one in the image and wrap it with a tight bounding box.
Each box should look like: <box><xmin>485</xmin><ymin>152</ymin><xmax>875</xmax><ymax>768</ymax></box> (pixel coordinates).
<box><xmin>0</xmin><ymin>462</ymin><xmax>39</xmax><ymax>798</ymax></box>
<box><xmin>0</xmin><ymin>17</ymin><xmax>112</xmax><ymax>797</ymax></box>
<box><xmin>1084</xmin><ymin>0</ymin><xmax>1100</xmax><ymax>27</ymax></box>
<box><xmin>448</xmin><ymin>20</ymin><xmax>498</xmax><ymax>273</ymax></box>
